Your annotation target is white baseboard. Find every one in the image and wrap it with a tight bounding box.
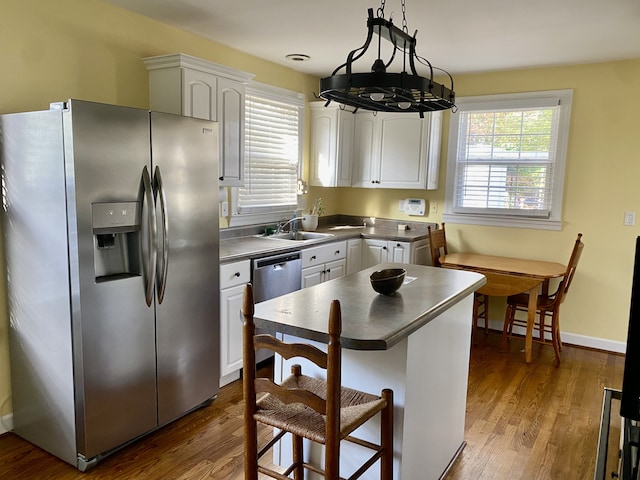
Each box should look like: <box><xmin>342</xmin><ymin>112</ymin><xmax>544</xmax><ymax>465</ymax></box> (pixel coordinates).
<box><xmin>219</xmin><ymin>370</ymin><xmax>241</xmax><ymax>388</ymax></box>
<box><xmin>0</xmin><ymin>413</ymin><xmax>13</xmax><ymax>435</ymax></box>
<box><xmin>487</xmin><ymin>319</ymin><xmax>626</xmax><ymax>354</ymax></box>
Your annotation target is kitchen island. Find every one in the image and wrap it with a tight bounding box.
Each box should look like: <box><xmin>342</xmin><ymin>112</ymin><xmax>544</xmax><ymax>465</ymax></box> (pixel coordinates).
<box><xmin>253</xmin><ymin>263</ymin><xmax>486</xmax><ymax>480</ymax></box>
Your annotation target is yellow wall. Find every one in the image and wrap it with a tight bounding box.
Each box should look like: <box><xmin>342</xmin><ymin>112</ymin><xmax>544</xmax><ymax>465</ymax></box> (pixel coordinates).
<box><xmin>0</xmin><ymin>0</ymin><xmax>318</xmax><ymax>423</ymax></box>
<box><xmin>1</xmin><ymin>0</ymin><xmax>639</xmax><ymax>424</ymax></box>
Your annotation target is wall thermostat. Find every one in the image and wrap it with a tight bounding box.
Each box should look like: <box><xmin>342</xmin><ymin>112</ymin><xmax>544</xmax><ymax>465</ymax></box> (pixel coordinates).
<box><xmin>402</xmin><ymin>198</ymin><xmax>426</xmax><ymax>216</ymax></box>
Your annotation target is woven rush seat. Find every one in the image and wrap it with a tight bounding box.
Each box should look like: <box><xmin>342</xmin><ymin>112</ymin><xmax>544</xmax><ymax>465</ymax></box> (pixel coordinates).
<box><xmin>255</xmin><ymin>373</ymin><xmax>387</xmax><ymax>444</ymax></box>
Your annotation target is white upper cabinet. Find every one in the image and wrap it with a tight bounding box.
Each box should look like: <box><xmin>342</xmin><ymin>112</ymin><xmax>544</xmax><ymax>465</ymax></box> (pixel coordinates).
<box><xmin>352</xmin><ymin>111</ymin><xmax>442</xmax><ymax>190</ymax></box>
<box><xmin>309</xmin><ymin>102</ymin><xmax>355</xmax><ymax>187</ymax></box>
<box><xmin>217</xmin><ymin>77</ymin><xmax>245</xmax><ymax>186</ymax></box>
<box><xmin>144</xmin><ymin>53</ymin><xmax>254</xmax><ymax>187</ymax></box>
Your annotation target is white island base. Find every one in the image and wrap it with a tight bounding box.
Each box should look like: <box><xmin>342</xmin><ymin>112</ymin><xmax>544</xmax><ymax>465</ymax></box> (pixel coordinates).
<box><xmin>274</xmin><ymin>294</ymin><xmax>473</xmax><ymax>480</ymax></box>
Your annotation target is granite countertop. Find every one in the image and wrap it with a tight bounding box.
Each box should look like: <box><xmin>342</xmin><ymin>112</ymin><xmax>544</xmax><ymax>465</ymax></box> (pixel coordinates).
<box><xmin>253</xmin><ymin>263</ymin><xmax>486</xmax><ymax>350</ymax></box>
<box><xmin>220</xmin><ymin>221</ymin><xmax>434</xmax><ymax>264</ymax></box>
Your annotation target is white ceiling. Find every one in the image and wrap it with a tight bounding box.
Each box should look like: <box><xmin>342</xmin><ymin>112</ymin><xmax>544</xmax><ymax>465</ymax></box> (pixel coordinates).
<box><xmin>103</xmin><ymin>0</ymin><xmax>640</xmax><ymax>78</ymax></box>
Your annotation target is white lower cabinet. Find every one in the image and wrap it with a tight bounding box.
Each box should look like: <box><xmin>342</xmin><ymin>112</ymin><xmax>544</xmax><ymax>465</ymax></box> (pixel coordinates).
<box><xmin>362</xmin><ymin>238</ymin><xmax>430</xmax><ymax>269</ymax></box>
<box><xmin>346</xmin><ymin>238</ymin><xmax>363</xmax><ymax>275</ymax></box>
<box><xmin>219</xmin><ymin>259</ymin><xmax>250</xmax><ymax>386</ymax></box>
<box><xmin>301</xmin><ymin>241</ymin><xmax>347</xmax><ymax>288</ymax></box>
<box><xmin>219</xmin><ymin>237</ymin><xmax>430</xmax><ymax>384</ymax></box>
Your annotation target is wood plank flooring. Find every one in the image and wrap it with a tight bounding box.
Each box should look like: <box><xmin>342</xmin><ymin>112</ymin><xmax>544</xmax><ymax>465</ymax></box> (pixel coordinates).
<box><xmin>0</xmin><ymin>332</ymin><xmax>625</xmax><ymax>479</ymax></box>
<box><xmin>447</xmin><ymin>332</ymin><xmax>624</xmax><ymax>479</ymax></box>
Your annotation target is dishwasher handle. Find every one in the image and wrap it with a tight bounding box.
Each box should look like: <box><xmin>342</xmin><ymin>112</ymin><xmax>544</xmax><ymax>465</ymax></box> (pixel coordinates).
<box><xmin>253</xmin><ymin>252</ymin><xmax>301</xmax><ymax>269</ymax></box>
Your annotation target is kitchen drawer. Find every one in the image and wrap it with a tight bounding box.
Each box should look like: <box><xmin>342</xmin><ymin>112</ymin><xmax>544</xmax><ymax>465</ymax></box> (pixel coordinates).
<box><xmin>301</xmin><ymin>241</ymin><xmax>346</xmax><ymax>268</ymax></box>
<box><xmin>220</xmin><ymin>260</ymin><xmax>250</xmax><ymax>289</ymax></box>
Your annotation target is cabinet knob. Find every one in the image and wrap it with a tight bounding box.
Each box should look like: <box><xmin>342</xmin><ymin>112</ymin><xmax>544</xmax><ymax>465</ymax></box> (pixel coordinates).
<box><xmin>335</xmin><ymin>250</ymin><xmax>341</xmax><ymax>255</ymax></box>
<box><xmin>326</xmin><ymin>268</ymin><xmax>330</xmax><ymax>273</ymax></box>
<box><xmin>383</xmin><ymin>246</ymin><xmax>387</xmax><ymax>250</ymax></box>
<box><xmin>219</xmin><ymin>176</ymin><xmax>224</xmax><ymax>181</ymax></box>
<box><xmin>234</xmin><ymin>272</ymin><xmax>241</xmax><ymax>277</ymax></box>
<box><xmin>311</xmin><ymin>255</ymin><xmax>317</xmax><ymax>260</ymax></box>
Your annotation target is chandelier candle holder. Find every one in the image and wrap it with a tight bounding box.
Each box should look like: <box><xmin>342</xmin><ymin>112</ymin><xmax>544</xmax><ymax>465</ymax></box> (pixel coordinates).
<box><xmin>319</xmin><ymin>2</ymin><xmax>456</xmax><ymax>117</ymax></box>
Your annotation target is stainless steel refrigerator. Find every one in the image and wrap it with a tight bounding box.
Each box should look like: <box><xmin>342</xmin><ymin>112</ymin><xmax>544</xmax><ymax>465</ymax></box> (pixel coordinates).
<box><xmin>0</xmin><ymin>99</ymin><xmax>220</xmax><ymax>470</ymax></box>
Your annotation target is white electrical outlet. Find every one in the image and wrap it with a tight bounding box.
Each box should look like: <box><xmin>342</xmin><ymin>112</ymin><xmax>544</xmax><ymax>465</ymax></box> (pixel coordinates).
<box><xmin>624</xmin><ymin>211</ymin><xmax>636</xmax><ymax>226</ymax></box>
<box><xmin>221</xmin><ymin>201</ymin><xmax>229</xmax><ymax>217</ymax></box>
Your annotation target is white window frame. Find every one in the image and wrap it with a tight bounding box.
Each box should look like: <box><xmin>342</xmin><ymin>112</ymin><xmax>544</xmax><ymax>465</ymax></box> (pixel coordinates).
<box><xmin>229</xmin><ymin>82</ymin><xmax>305</xmax><ymax>227</ymax></box>
<box><xmin>443</xmin><ymin>90</ymin><xmax>573</xmax><ymax>231</ymax></box>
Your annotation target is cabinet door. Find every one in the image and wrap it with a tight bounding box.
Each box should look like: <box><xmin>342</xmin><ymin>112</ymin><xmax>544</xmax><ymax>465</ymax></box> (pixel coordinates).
<box><xmin>426</xmin><ymin>112</ymin><xmax>443</xmax><ymax>190</ymax></box>
<box><xmin>220</xmin><ymin>284</ymin><xmax>245</xmax><ymax>377</ymax></box>
<box><xmin>352</xmin><ymin>113</ymin><xmax>379</xmax><ymax>188</ymax></box>
<box><xmin>346</xmin><ymin>238</ymin><xmax>363</xmax><ymax>275</ymax></box>
<box><xmin>310</xmin><ymin>106</ymin><xmax>338</xmax><ymax>187</ymax></box>
<box><xmin>325</xmin><ymin>259</ymin><xmax>346</xmax><ymax>282</ymax></box>
<box><xmin>302</xmin><ymin>264</ymin><xmax>325</xmax><ymax>288</ymax></box>
<box><xmin>217</xmin><ymin>77</ymin><xmax>244</xmax><ymax>187</ymax></box>
<box><xmin>350</xmin><ymin>111</ymin><xmax>442</xmax><ymax>190</ymax></box>
<box><xmin>362</xmin><ymin>239</ymin><xmax>388</xmax><ymax>268</ymax></box>
<box><xmin>182</xmin><ymin>68</ymin><xmax>217</xmax><ymax>121</ymax></box>
<box><xmin>378</xmin><ymin>114</ymin><xmax>427</xmax><ymax>189</ymax></box>
<box><xmin>411</xmin><ymin>239</ymin><xmax>431</xmax><ymax>265</ymax></box>
<box><xmin>388</xmin><ymin>241</ymin><xmax>411</xmax><ymax>263</ymax></box>
<box><xmin>336</xmin><ymin>110</ymin><xmax>355</xmax><ymax>187</ymax></box>
<box><xmin>310</xmin><ymin>104</ymin><xmax>354</xmax><ymax>188</ymax></box>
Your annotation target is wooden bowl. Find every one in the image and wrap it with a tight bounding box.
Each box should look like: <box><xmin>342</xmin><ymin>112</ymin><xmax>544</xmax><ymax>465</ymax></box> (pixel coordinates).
<box><xmin>370</xmin><ymin>268</ymin><xmax>406</xmax><ymax>295</ymax></box>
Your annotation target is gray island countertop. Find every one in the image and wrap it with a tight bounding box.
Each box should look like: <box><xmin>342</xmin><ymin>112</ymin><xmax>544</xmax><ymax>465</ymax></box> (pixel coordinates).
<box><xmin>253</xmin><ymin>263</ymin><xmax>486</xmax><ymax>350</ymax></box>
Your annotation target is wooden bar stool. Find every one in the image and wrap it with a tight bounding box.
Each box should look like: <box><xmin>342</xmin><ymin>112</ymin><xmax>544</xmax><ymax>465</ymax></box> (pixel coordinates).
<box><xmin>242</xmin><ymin>283</ymin><xmax>394</xmax><ymax>480</ymax></box>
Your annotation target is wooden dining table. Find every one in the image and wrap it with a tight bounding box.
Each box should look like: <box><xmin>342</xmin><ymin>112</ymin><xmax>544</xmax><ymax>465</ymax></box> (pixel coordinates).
<box><xmin>439</xmin><ymin>253</ymin><xmax>567</xmax><ymax>363</ymax></box>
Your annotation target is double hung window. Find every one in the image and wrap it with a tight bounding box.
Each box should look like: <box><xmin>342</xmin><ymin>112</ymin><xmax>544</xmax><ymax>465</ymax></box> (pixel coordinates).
<box><xmin>444</xmin><ymin>90</ymin><xmax>572</xmax><ymax>230</ymax></box>
<box><xmin>231</xmin><ymin>83</ymin><xmax>304</xmax><ymax>225</ymax></box>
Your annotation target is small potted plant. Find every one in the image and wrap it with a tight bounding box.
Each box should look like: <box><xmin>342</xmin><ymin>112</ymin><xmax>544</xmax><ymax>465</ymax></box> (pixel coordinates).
<box><xmin>302</xmin><ymin>198</ymin><xmax>323</xmax><ymax>231</ymax></box>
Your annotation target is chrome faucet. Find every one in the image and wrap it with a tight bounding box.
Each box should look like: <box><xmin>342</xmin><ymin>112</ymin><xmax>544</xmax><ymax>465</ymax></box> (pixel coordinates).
<box><xmin>276</xmin><ymin>217</ymin><xmax>299</xmax><ymax>234</ymax></box>
<box><xmin>276</xmin><ymin>214</ymin><xmax>300</xmax><ymax>234</ymax></box>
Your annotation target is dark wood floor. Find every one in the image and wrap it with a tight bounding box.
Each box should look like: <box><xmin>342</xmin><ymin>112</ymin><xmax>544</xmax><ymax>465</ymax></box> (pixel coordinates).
<box><xmin>0</xmin><ymin>332</ymin><xmax>625</xmax><ymax>479</ymax></box>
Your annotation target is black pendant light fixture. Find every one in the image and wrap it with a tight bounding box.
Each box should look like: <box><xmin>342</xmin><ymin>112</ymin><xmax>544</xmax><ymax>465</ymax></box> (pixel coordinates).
<box><xmin>319</xmin><ymin>0</ymin><xmax>455</xmax><ymax>117</ymax></box>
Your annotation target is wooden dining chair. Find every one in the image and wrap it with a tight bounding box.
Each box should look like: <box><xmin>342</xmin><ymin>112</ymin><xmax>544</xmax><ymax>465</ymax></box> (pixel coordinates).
<box><xmin>241</xmin><ymin>283</ymin><xmax>394</xmax><ymax>480</ymax></box>
<box><xmin>428</xmin><ymin>223</ymin><xmax>489</xmax><ymax>344</ymax></box>
<box><xmin>502</xmin><ymin>233</ymin><xmax>584</xmax><ymax>366</ymax></box>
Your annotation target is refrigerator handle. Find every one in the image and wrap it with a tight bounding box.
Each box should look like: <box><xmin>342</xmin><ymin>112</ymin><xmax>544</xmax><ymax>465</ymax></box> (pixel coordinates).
<box><xmin>154</xmin><ymin>165</ymin><xmax>169</xmax><ymax>304</ymax></box>
<box><xmin>142</xmin><ymin>166</ymin><xmax>157</xmax><ymax>307</ymax></box>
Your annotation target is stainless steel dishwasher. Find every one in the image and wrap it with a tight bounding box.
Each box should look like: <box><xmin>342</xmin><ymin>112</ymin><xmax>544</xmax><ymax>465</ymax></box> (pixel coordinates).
<box><xmin>252</xmin><ymin>251</ymin><xmax>302</xmax><ymax>363</ymax></box>
<box><xmin>252</xmin><ymin>251</ymin><xmax>302</xmax><ymax>303</ymax></box>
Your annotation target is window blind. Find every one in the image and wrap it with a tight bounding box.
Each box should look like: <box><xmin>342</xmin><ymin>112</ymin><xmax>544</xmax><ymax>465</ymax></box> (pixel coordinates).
<box><xmin>237</xmin><ymin>93</ymin><xmax>300</xmax><ymax>214</ymax></box>
<box><xmin>453</xmin><ymin>101</ymin><xmax>561</xmax><ymax>218</ymax></box>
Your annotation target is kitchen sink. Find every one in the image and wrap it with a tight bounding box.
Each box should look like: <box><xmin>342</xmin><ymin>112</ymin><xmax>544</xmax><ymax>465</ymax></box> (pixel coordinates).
<box><xmin>254</xmin><ymin>231</ymin><xmax>335</xmax><ymax>242</ymax></box>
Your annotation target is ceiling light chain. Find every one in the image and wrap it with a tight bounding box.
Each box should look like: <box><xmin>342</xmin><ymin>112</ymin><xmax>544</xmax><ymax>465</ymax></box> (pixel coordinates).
<box><xmin>401</xmin><ymin>0</ymin><xmax>408</xmax><ymax>34</ymax></box>
<box><xmin>319</xmin><ymin>1</ymin><xmax>456</xmax><ymax>117</ymax></box>
<box><xmin>378</xmin><ymin>0</ymin><xmax>386</xmax><ymax>18</ymax></box>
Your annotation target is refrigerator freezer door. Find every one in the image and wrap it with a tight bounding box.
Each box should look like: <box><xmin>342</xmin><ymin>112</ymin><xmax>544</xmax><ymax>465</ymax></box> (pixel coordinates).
<box><xmin>150</xmin><ymin>112</ymin><xmax>220</xmax><ymax>425</ymax></box>
<box><xmin>2</xmin><ymin>110</ymin><xmax>77</xmax><ymax>465</ymax></box>
<box><xmin>66</xmin><ymin>100</ymin><xmax>158</xmax><ymax>460</ymax></box>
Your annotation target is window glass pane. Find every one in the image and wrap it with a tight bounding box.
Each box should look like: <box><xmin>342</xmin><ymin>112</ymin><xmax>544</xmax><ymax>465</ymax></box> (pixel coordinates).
<box><xmin>238</xmin><ymin>93</ymin><xmax>300</xmax><ymax>214</ymax></box>
<box><xmin>454</xmin><ymin>105</ymin><xmax>558</xmax><ymax>217</ymax></box>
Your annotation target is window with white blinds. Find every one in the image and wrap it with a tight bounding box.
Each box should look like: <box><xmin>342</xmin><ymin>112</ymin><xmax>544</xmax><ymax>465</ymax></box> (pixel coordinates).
<box><xmin>235</xmin><ymin>85</ymin><xmax>303</xmax><ymax>216</ymax></box>
<box><xmin>444</xmin><ymin>90</ymin><xmax>573</xmax><ymax>230</ymax></box>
